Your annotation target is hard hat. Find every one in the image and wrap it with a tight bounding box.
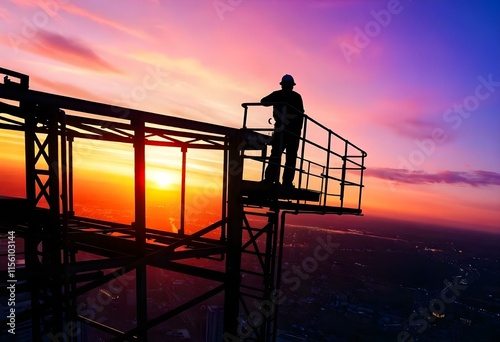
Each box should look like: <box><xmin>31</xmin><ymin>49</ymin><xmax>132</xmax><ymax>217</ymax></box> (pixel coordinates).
<box><xmin>280</xmin><ymin>74</ymin><xmax>296</xmax><ymax>85</ymax></box>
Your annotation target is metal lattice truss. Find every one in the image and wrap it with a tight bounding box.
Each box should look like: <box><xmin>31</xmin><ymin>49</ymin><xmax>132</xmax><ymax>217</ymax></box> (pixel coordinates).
<box><xmin>0</xmin><ymin>66</ymin><xmax>367</xmax><ymax>341</ymax></box>
<box><xmin>0</xmin><ymin>102</ymin><xmax>228</xmax><ymax>150</ymax></box>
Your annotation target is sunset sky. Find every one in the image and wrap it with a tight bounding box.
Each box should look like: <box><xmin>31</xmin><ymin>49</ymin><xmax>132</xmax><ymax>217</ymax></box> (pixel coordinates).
<box><xmin>0</xmin><ymin>0</ymin><xmax>499</xmax><ymax>233</ymax></box>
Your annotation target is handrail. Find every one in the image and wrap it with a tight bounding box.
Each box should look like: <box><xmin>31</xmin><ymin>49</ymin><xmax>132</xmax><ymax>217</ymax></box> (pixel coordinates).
<box><xmin>240</xmin><ymin>102</ymin><xmax>367</xmax><ymax>213</ymax></box>
<box><xmin>242</xmin><ymin>102</ymin><xmax>366</xmax><ymax>156</ymax></box>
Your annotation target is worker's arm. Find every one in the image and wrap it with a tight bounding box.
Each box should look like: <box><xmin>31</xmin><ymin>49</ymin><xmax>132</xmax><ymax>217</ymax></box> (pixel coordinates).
<box><xmin>260</xmin><ymin>91</ymin><xmax>278</xmax><ymax>106</ymax></box>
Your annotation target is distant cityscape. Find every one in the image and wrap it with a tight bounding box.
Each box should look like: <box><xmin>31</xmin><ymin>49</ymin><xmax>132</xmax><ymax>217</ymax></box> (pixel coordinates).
<box><xmin>2</xmin><ymin>213</ymin><xmax>499</xmax><ymax>341</ymax></box>
<box><xmin>274</xmin><ymin>221</ymin><xmax>500</xmax><ymax>341</ymax></box>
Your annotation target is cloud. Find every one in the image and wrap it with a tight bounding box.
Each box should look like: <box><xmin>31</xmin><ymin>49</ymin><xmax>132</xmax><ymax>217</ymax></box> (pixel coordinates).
<box><xmin>392</xmin><ymin>118</ymin><xmax>435</xmax><ymax>139</ymax></box>
<box><xmin>27</xmin><ymin>30</ymin><xmax>121</xmax><ymax>73</ymax></box>
<box><xmin>369</xmin><ymin>95</ymin><xmax>459</xmax><ymax>143</ymax></box>
<box><xmin>0</xmin><ymin>7</ymin><xmax>10</xmax><ymax>20</ymax></box>
<box><xmin>366</xmin><ymin>167</ymin><xmax>500</xmax><ymax>187</ymax></box>
<box><xmin>62</xmin><ymin>3</ymin><xmax>148</xmax><ymax>40</ymax></box>
<box><xmin>31</xmin><ymin>75</ymin><xmax>109</xmax><ymax>103</ymax></box>
<box><xmin>386</xmin><ymin>117</ymin><xmax>457</xmax><ymax>142</ymax></box>
<box><xmin>7</xmin><ymin>0</ymin><xmax>147</xmax><ymax>39</ymax></box>
<box><xmin>7</xmin><ymin>0</ymin><xmax>33</xmax><ymax>7</ymax></box>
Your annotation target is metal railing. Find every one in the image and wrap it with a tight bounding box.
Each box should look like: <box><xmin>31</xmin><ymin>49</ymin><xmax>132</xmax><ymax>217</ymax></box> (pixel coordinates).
<box><xmin>241</xmin><ymin>102</ymin><xmax>367</xmax><ymax>213</ymax></box>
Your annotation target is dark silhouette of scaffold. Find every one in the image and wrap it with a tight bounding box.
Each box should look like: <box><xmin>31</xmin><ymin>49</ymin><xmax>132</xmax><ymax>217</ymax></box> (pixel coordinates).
<box><xmin>0</xmin><ymin>67</ymin><xmax>366</xmax><ymax>341</ymax></box>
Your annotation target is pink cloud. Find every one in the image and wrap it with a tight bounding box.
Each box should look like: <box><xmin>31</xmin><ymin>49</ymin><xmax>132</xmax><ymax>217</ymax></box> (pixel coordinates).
<box><xmin>8</xmin><ymin>0</ymin><xmax>147</xmax><ymax>39</ymax></box>
<box><xmin>62</xmin><ymin>3</ymin><xmax>148</xmax><ymax>40</ymax></box>
<box><xmin>26</xmin><ymin>30</ymin><xmax>121</xmax><ymax>73</ymax></box>
<box><xmin>386</xmin><ymin>117</ymin><xmax>457</xmax><ymax>143</ymax></box>
<box><xmin>31</xmin><ymin>75</ymin><xmax>109</xmax><ymax>103</ymax></box>
<box><xmin>0</xmin><ymin>7</ymin><xmax>10</xmax><ymax>20</ymax></box>
<box><xmin>366</xmin><ymin>93</ymin><xmax>460</xmax><ymax>142</ymax></box>
<box><xmin>367</xmin><ymin>168</ymin><xmax>500</xmax><ymax>187</ymax></box>
<box><xmin>6</xmin><ymin>0</ymin><xmax>33</xmax><ymax>7</ymax></box>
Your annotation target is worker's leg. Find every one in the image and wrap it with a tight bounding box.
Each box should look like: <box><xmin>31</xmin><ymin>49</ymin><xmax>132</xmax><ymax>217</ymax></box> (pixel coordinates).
<box><xmin>264</xmin><ymin>131</ymin><xmax>284</xmax><ymax>183</ymax></box>
<box><xmin>282</xmin><ymin>136</ymin><xmax>300</xmax><ymax>186</ymax></box>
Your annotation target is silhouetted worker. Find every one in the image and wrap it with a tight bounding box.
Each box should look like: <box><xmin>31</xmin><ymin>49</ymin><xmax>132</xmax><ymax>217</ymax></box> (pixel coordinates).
<box><xmin>261</xmin><ymin>74</ymin><xmax>305</xmax><ymax>187</ymax></box>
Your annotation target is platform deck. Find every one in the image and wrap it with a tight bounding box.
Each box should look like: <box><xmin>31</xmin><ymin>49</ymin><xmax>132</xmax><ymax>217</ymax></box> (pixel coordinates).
<box><xmin>240</xmin><ymin>180</ymin><xmax>362</xmax><ymax>215</ymax></box>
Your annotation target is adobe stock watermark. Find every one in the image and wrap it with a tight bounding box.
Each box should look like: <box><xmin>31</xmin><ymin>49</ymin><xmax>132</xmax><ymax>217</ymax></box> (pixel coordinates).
<box><xmin>5</xmin><ymin>231</ymin><xmax>17</xmax><ymax>335</ymax></box>
<box><xmin>8</xmin><ymin>0</ymin><xmax>72</xmax><ymax>52</ymax></box>
<box><xmin>339</xmin><ymin>0</ymin><xmax>410</xmax><ymax>63</ymax></box>
<box><xmin>223</xmin><ymin>235</ymin><xmax>340</xmax><ymax>341</ymax></box>
<box><xmin>213</xmin><ymin>0</ymin><xmax>244</xmax><ymax>21</ymax></box>
<box><xmin>385</xmin><ymin>74</ymin><xmax>500</xmax><ymax>190</ymax></box>
<box><xmin>397</xmin><ymin>276</ymin><xmax>470</xmax><ymax>341</ymax></box>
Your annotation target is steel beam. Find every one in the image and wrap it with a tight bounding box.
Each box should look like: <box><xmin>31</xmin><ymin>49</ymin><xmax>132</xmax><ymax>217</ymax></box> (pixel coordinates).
<box><xmin>223</xmin><ymin>132</ymin><xmax>244</xmax><ymax>338</ymax></box>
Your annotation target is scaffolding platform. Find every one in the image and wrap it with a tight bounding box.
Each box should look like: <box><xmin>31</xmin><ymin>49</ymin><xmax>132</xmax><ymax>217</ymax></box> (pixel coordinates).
<box><xmin>0</xmin><ymin>67</ymin><xmax>366</xmax><ymax>341</ymax></box>
<box><xmin>241</xmin><ymin>180</ymin><xmax>320</xmax><ymax>201</ymax></box>
<box><xmin>66</xmin><ymin>216</ymin><xmax>227</xmax><ymax>264</ymax></box>
<box><xmin>240</xmin><ymin>180</ymin><xmax>361</xmax><ymax>214</ymax></box>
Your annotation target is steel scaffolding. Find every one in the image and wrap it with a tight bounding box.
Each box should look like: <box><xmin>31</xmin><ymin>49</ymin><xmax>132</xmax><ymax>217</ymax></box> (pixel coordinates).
<box><xmin>0</xmin><ymin>67</ymin><xmax>366</xmax><ymax>341</ymax></box>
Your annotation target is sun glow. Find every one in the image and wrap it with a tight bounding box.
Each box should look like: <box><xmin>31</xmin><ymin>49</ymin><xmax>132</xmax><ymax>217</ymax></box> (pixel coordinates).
<box><xmin>148</xmin><ymin>170</ymin><xmax>174</xmax><ymax>189</ymax></box>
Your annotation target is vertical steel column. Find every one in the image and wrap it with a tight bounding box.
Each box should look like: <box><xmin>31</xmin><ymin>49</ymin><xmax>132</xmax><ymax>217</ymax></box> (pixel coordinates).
<box><xmin>65</xmin><ymin>131</ymin><xmax>78</xmax><ymax>341</ymax></box>
<box><xmin>43</xmin><ymin>106</ymin><xmax>63</xmax><ymax>337</ymax></box>
<box><xmin>272</xmin><ymin>211</ymin><xmax>289</xmax><ymax>342</ymax></box>
<box><xmin>24</xmin><ymin>108</ymin><xmax>36</xmax><ymax>202</ymax></box>
<box><xmin>133</xmin><ymin>117</ymin><xmax>148</xmax><ymax>341</ymax></box>
<box><xmin>59</xmin><ymin>110</ymin><xmax>74</xmax><ymax>338</ymax></box>
<box><xmin>23</xmin><ymin>101</ymin><xmax>41</xmax><ymax>340</ymax></box>
<box><xmin>25</xmin><ymin>234</ymin><xmax>41</xmax><ymax>340</ymax></box>
<box><xmin>68</xmin><ymin>135</ymin><xmax>74</xmax><ymax>216</ymax></box>
<box><xmin>47</xmin><ymin>108</ymin><xmax>60</xmax><ymax>222</ymax></box>
<box><xmin>180</xmin><ymin>145</ymin><xmax>187</xmax><ymax>236</ymax></box>
<box><xmin>223</xmin><ymin>132</ymin><xmax>244</xmax><ymax>338</ymax></box>
<box><xmin>221</xmin><ymin>139</ymin><xmax>228</xmax><ymax>241</ymax></box>
<box><xmin>264</xmin><ymin>211</ymin><xmax>278</xmax><ymax>340</ymax></box>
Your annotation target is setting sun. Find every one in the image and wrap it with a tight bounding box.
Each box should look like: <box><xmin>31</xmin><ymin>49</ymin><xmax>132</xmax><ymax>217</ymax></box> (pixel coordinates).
<box><xmin>148</xmin><ymin>170</ymin><xmax>174</xmax><ymax>189</ymax></box>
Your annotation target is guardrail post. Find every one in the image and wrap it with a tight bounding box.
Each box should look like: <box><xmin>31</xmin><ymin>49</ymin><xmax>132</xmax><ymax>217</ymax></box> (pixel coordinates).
<box><xmin>340</xmin><ymin>141</ymin><xmax>348</xmax><ymax>210</ymax></box>
<box><xmin>242</xmin><ymin>104</ymin><xmax>248</xmax><ymax>129</ymax></box>
<box><xmin>298</xmin><ymin>117</ymin><xmax>307</xmax><ymax>191</ymax></box>
<box><xmin>323</xmin><ymin>131</ymin><xmax>332</xmax><ymax>208</ymax></box>
<box><xmin>358</xmin><ymin>151</ymin><xmax>366</xmax><ymax>211</ymax></box>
